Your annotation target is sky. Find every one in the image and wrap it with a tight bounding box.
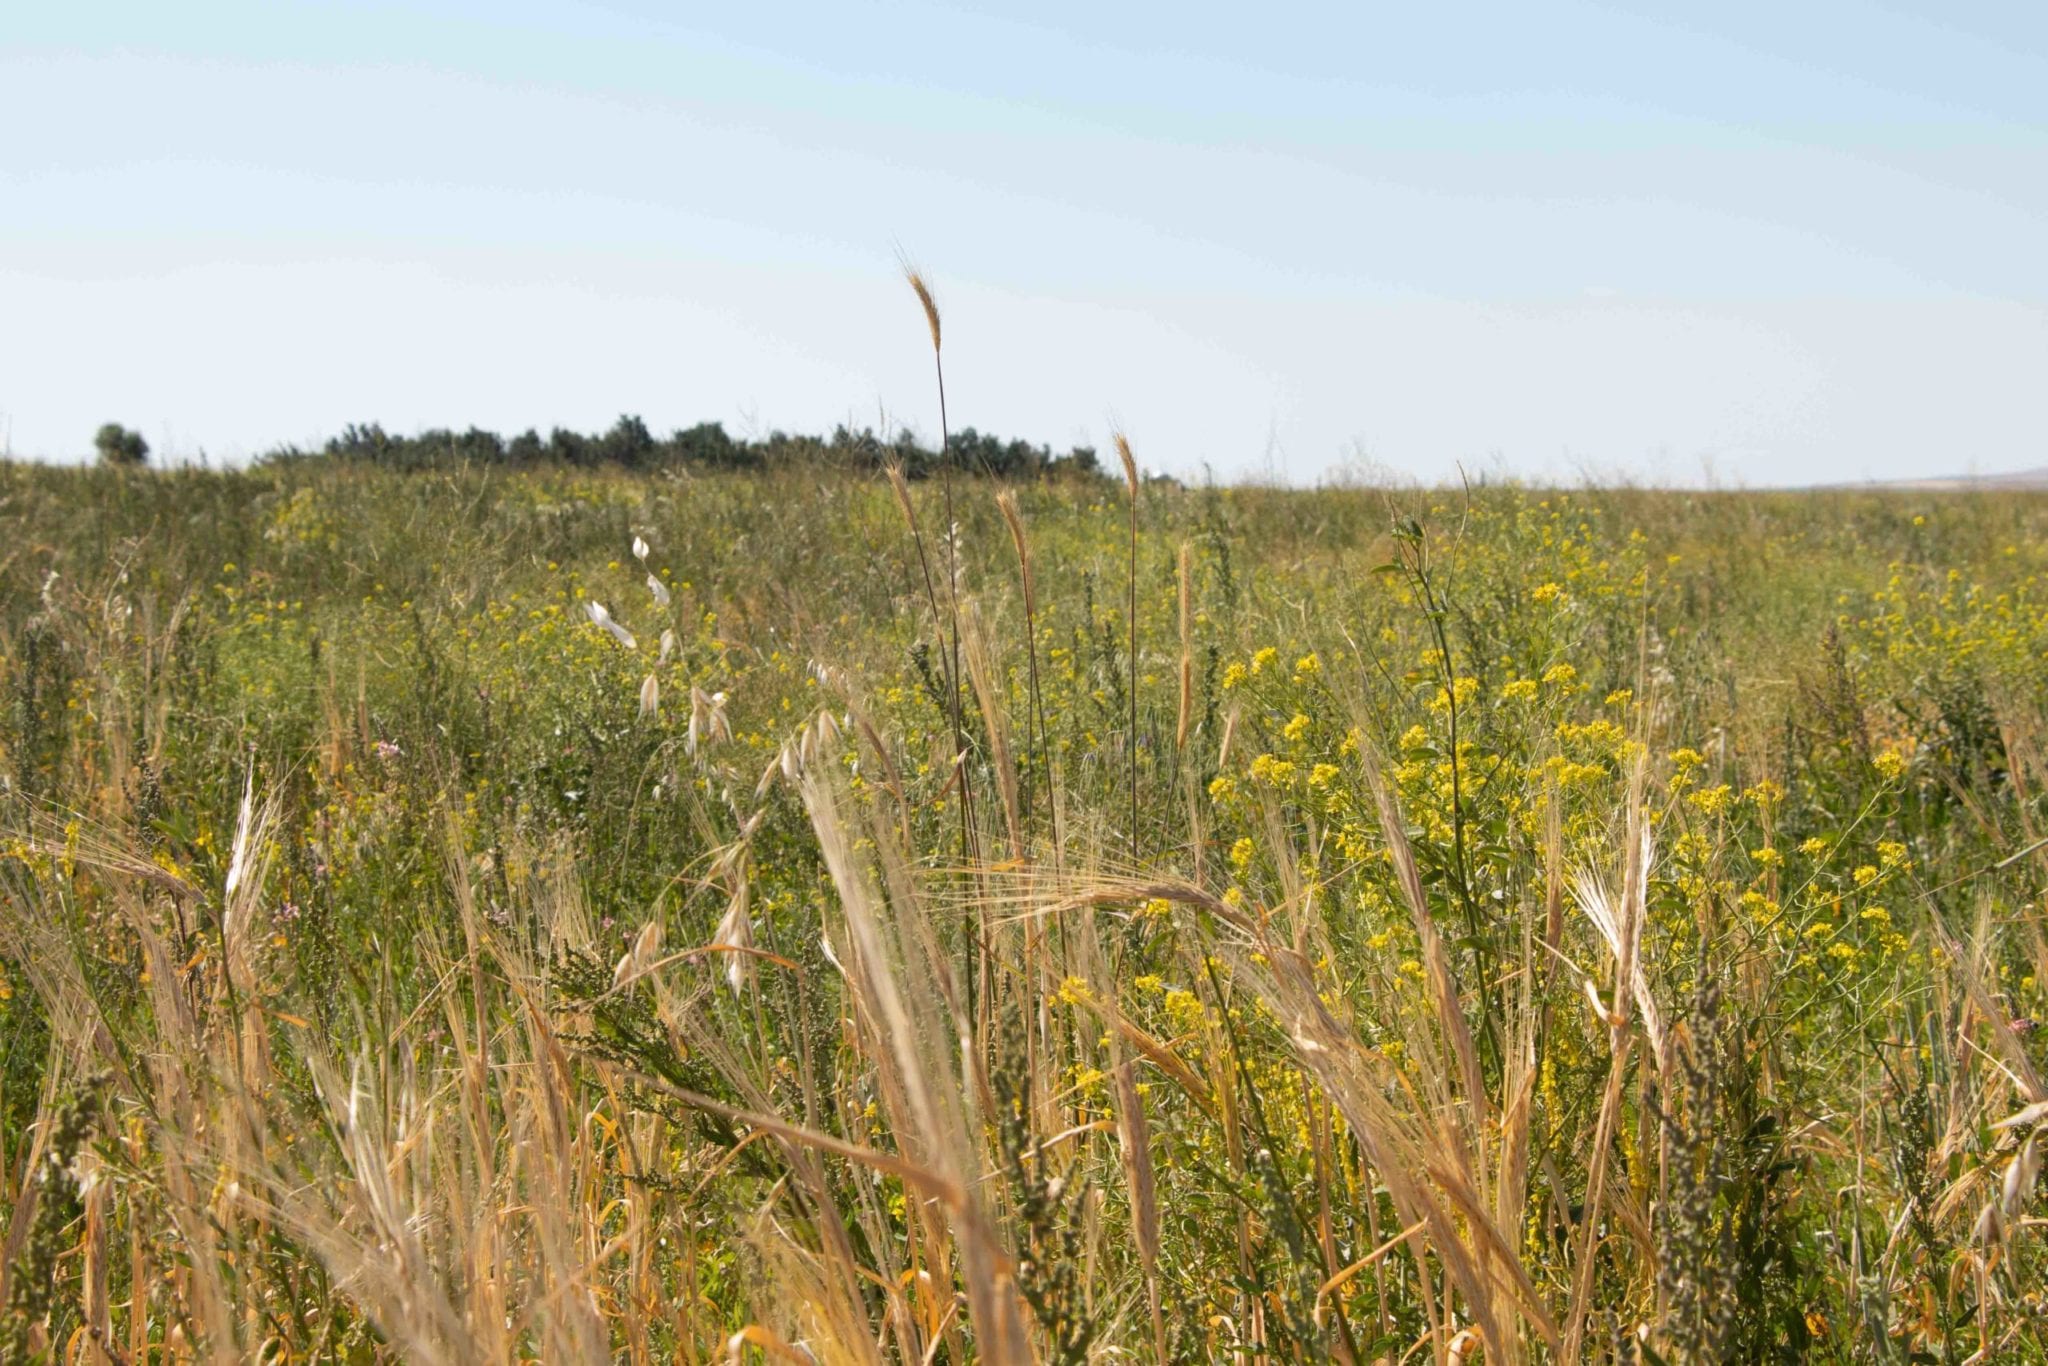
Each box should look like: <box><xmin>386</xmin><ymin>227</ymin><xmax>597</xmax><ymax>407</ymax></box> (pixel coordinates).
<box><xmin>3</xmin><ymin>2</ymin><xmax>2045</xmax><ymax>485</ymax></box>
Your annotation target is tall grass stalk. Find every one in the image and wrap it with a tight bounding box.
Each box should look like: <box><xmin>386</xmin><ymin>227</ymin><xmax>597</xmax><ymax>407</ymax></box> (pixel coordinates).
<box><xmin>1116</xmin><ymin>431</ymin><xmax>1140</xmax><ymax>856</ymax></box>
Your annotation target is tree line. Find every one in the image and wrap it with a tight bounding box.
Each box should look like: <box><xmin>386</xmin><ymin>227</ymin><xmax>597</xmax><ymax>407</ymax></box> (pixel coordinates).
<box><xmin>245</xmin><ymin>415</ymin><xmax>1107</xmax><ymax>480</ymax></box>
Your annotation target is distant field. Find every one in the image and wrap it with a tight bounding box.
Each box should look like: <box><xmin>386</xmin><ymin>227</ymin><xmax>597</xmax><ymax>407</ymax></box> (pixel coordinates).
<box><xmin>3</xmin><ymin>458</ymin><xmax>2047</xmax><ymax>1362</ymax></box>
<box><xmin>1842</xmin><ymin>467</ymin><xmax>2048</xmax><ymax>492</ymax></box>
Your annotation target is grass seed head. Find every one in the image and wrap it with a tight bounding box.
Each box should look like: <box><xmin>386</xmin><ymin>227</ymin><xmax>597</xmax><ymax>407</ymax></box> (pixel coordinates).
<box><xmin>905</xmin><ymin>269</ymin><xmax>942</xmax><ymax>354</ymax></box>
<box><xmin>2002</xmin><ymin>1130</ymin><xmax>2042</xmax><ymax>1218</ymax></box>
<box><xmin>585</xmin><ymin>600</ymin><xmax>637</xmax><ymax>651</ymax></box>
<box><xmin>712</xmin><ymin>894</ymin><xmax>753</xmax><ymax>994</ymax></box>
<box><xmin>1114</xmin><ymin>430</ymin><xmax>1138</xmax><ymax>499</ymax></box>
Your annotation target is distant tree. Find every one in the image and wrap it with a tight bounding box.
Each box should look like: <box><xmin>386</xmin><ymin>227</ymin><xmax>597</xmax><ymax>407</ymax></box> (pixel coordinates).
<box><xmin>670</xmin><ymin>421</ymin><xmax>746</xmax><ymax>468</ymax></box>
<box><xmin>1055</xmin><ymin>445</ymin><xmax>1102</xmax><ymax>479</ymax></box>
<box><xmin>546</xmin><ymin>427</ymin><xmax>590</xmax><ymax>465</ymax></box>
<box><xmin>598</xmin><ymin>414</ymin><xmax>656</xmax><ymax>467</ymax></box>
<box><xmin>95</xmin><ymin>422</ymin><xmax>149</xmax><ymax>466</ymax></box>
<box><xmin>889</xmin><ymin>427</ymin><xmax>938</xmax><ymax>478</ymax></box>
<box><xmin>326</xmin><ymin>423</ymin><xmax>393</xmax><ymax>461</ymax></box>
<box><xmin>825</xmin><ymin>424</ymin><xmax>887</xmax><ymax>472</ymax></box>
<box><xmin>507</xmin><ymin>428</ymin><xmax>545</xmax><ymax>463</ymax></box>
<box><xmin>447</xmin><ymin>426</ymin><xmax>505</xmax><ymax>463</ymax></box>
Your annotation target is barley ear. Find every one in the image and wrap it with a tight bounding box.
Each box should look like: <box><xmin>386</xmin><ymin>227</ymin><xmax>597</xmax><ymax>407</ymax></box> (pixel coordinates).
<box><xmin>905</xmin><ymin>269</ymin><xmax>942</xmax><ymax>355</ymax></box>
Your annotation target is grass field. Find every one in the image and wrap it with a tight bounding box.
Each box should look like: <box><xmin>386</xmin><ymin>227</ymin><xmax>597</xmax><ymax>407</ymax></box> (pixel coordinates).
<box><xmin>3</xmin><ymin>451</ymin><xmax>2047</xmax><ymax>1362</ymax></box>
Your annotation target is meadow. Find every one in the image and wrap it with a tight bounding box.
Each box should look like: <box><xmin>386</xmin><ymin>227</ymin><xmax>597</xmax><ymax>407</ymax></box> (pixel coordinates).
<box><xmin>2</xmin><ymin>444</ymin><xmax>2047</xmax><ymax>1362</ymax></box>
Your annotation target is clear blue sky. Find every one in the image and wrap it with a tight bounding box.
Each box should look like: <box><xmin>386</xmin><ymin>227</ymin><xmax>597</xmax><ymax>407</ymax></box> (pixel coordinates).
<box><xmin>4</xmin><ymin>2</ymin><xmax>2044</xmax><ymax>484</ymax></box>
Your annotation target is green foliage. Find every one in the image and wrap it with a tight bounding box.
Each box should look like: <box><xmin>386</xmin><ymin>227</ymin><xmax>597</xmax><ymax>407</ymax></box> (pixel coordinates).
<box><xmin>92</xmin><ymin>422</ymin><xmax>147</xmax><ymax>466</ymax></box>
<box><xmin>269</xmin><ymin>415</ymin><xmax>1107</xmax><ymax>479</ymax></box>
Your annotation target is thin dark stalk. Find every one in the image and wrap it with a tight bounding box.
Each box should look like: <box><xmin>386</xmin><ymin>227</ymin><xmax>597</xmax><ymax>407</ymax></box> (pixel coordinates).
<box><xmin>1117</xmin><ymin>433</ymin><xmax>1140</xmax><ymax>858</ymax></box>
<box><xmin>906</xmin><ymin>268</ymin><xmax>982</xmax><ymax>1038</ymax></box>
<box><xmin>997</xmin><ymin>492</ymin><xmax>1049</xmax><ymax>835</ymax></box>
<box><xmin>935</xmin><ymin>349</ymin><xmax>961</xmax><ymax>743</ymax></box>
<box><xmin>1396</xmin><ymin>517</ymin><xmax>1499</xmax><ymax>1073</ymax></box>
<box><xmin>1129</xmin><ymin>497</ymin><xmax>1139</xmax><ymax>853</ymax></box>
<box><xmin>887</xmin><ymin>466</ymin><xmax>945</xmax><ymax>633</ymax></box>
